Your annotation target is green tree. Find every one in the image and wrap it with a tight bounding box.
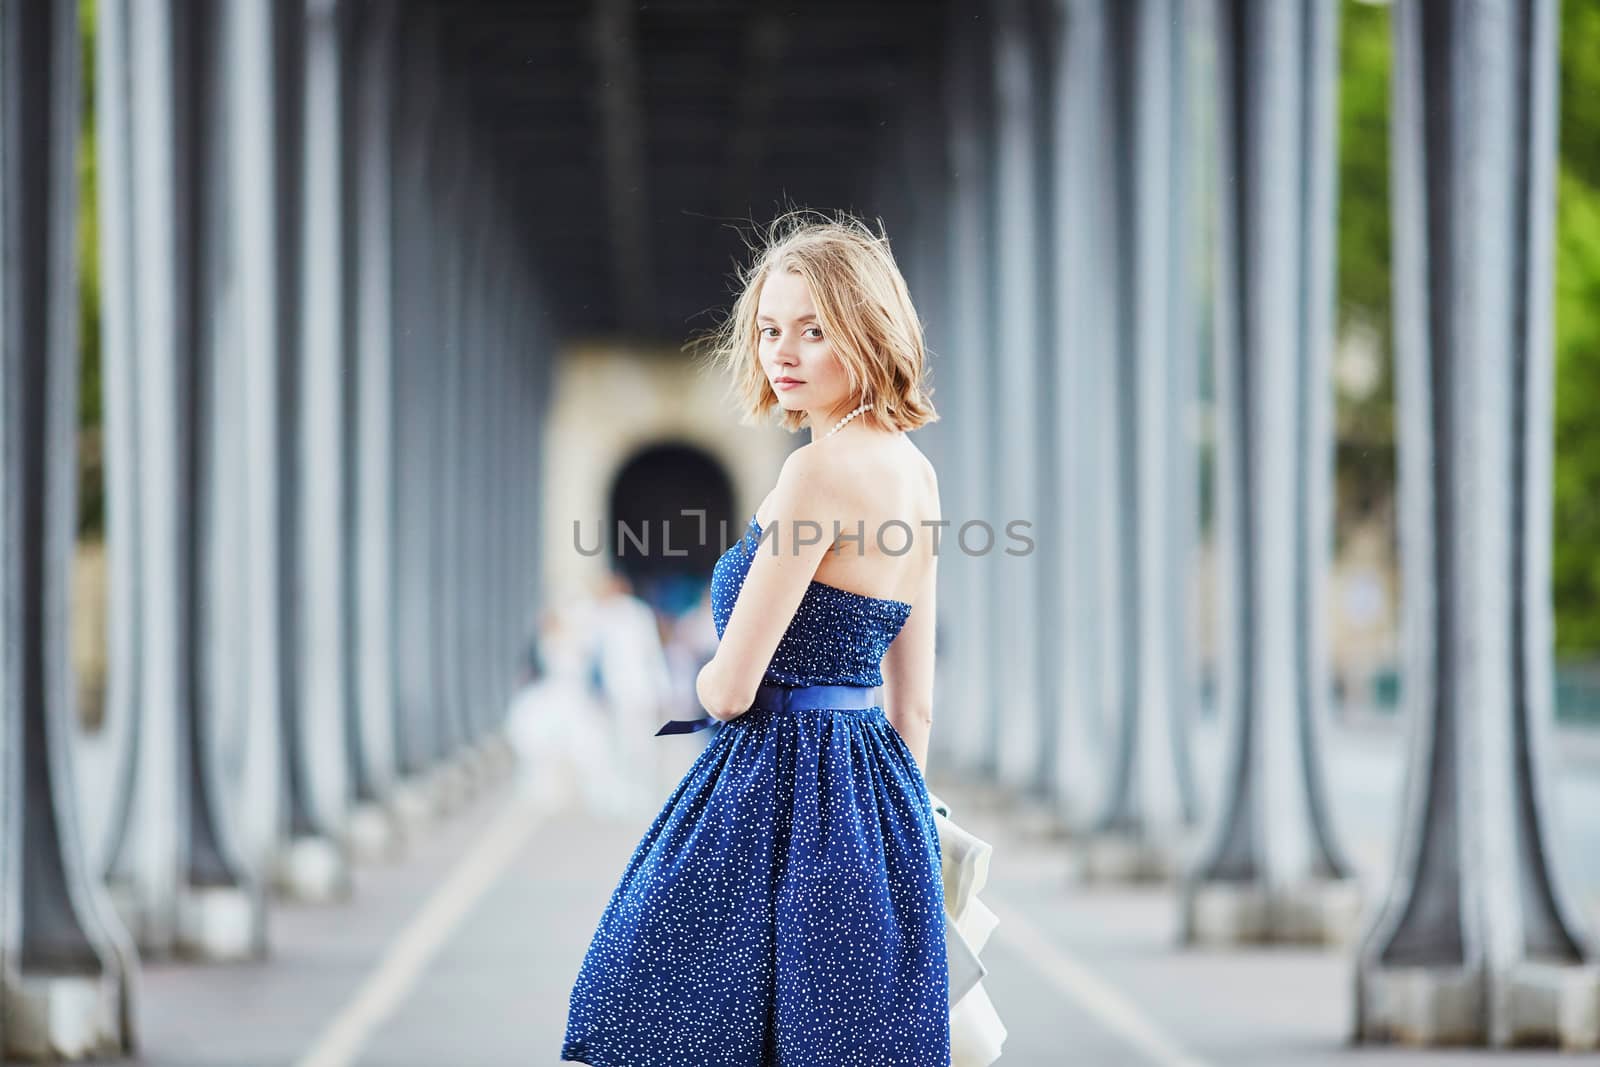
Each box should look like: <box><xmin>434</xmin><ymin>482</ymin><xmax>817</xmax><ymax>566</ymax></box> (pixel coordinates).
<box><xmin>1337</xmin><ymin>2</ymin><xmax>1392</xmax><ymax>342</ymax></box>
<box><xmin>78</xmin><ymin>0</ymin><xmax>103</xmax><ymax>538</ymax></box>
<box><xmin>1561</xmin><ymin>0</ymin><xmax>1600</xmax><ymax>189</ymax></box>
<box><xmin>1333</xmin><ymin>0</ymin><xmax>1600</xmax><ymax>657</ymax></box>
<box><xmin>1554</xmin><ymin>0</ymin><xmax>1600</xmax><ymax>655</ymax></box>
<box><xmin>1333</xmin><ymin>1</ymin><xmax>1396</xmax><ymax>546</ymax></box>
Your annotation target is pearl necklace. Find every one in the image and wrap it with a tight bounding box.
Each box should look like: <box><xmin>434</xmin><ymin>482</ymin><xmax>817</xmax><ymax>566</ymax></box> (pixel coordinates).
<box><xmin>821</xmin><ymin>402</ymin><xmax>871</xmax><ymax>441</ymax></box>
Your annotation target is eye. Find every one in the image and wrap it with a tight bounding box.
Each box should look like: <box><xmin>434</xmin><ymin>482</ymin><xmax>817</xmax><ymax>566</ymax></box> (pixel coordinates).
<box><xmin>804</xmin><ymin>326</ymin><xmax>823</xmax><ymax>339</ymax></box>
<box><xmin>759</xmin><ymin>326</ymin><xmax>778</xmax><ymax>339</ymax></box>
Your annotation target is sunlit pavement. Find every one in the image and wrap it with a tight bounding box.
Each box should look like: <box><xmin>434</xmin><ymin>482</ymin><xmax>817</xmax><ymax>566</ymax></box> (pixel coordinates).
<box><xmin>106</xmin><ymin>721</ymin><xmax>1599</xmax><ymax>1067</ymax></box>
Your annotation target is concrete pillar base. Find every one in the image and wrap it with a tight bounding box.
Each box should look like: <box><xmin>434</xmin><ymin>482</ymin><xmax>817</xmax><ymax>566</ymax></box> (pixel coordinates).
<box><xmin>1357</xmin><ymin>966</ymin><xmax>1484</xmax><ymax>1045</ymax></box>
<box><xmin>457</xmin><ymin>742</ymin><xmax>494</xmax><ymax>789</ymax></box>
<box><xmin>273</xmin><ymin>835</ymin><xmax>352</xmax><ymax>903</ymax></box>
<box><xmin>430</xmin><ymin>757</ymin><xmax>475</xmax><ymax>815</ymax></box>
<box><xmin>1182</xmin><ymin>878</ymin><xmax>1364</xmax><ymax>946</ymax></box>
<box><xmin>1006</xmin><ymin>797</ymin><xmax>1077</xmax><ymax>844</ymax></box>
<box><xmin>464</xmin><ymin>744</ymin><xmax>496</xmax><ymax>791</ymax></box>
<box><xmin>390</xmin><ymin>775</ymin><xmax>436</xmax><ymax>836</ymax></box>
<box><xmin>1074</xmin><ymin>833</ymin><xmax>1181</xmax><ymax>884</ymax></box>
<box><xmin>346</xmin><ymin>800</ymin><xmax>404</xmax><ymax>864</ymax></box>
<box><xmin>1359</xmin><ymin>962</ymin><xmax>1600</xmax><ymax>1049</ymax></box>
<box><xmin>1506</xmin><ymin>962</ymin><xmax>1600</xmax><ymax>1051</ymax></box>
<box><xmin>935</xmin><ymin>777</ymin><xmax>1011</xmax><ymax>815</ymax></box>
<box><xmin>2</xmin><ymin>973</ymin><xmax>128</xmax><ymax>1060</ymax></box>
<box><xmin>175</xmin><ymin>887</ymin><xmax>260</xmax><ymax>960</ymax></box>
<box><xmin>489</xmin><ymin>735</ymin><xmax>515</xmax><ymax>777</ymax></box>
<box><xmin>1184</xmin><ymin>881</ymin><xmax>1273</xmax><ymax>943</ymax></box>
<box><xmin>103</xmin><ymin>879</ymin><xmax>168</xmax><ymax>957</ymax></box>
<box><xmin>477</xmin><ymin>732</ymin><xmax>518</xmax><ymax>779</ymax></box>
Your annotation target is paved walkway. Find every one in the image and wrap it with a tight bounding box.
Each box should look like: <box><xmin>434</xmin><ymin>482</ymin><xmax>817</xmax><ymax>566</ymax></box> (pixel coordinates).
<box><xmin>103</xmin><ymin>742</ymin><xmax>1597</xmax><ymax>1067</ymax></box>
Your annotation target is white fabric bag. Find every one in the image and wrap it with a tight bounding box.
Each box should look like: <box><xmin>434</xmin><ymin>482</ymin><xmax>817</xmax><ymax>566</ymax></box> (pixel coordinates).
<box><xmin>928</xmin><ymin>791</ymin><xmax>1008</xmax><ymax>1066</ymax></box>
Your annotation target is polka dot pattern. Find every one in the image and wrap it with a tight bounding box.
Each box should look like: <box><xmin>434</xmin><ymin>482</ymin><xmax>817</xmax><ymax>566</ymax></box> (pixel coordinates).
<box><xmin>560</xmin><ymin>514</ymin><xmax>950</xmax><ymax>1066</ymax></box>
<box><xmin>713</xmin><ymin>515</ymin><xmax>915</xmax><ymax>690</ymax></box>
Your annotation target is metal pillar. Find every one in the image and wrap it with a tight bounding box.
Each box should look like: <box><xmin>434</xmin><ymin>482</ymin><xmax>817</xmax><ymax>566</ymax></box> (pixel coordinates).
<box><xmin>1354</xmin><ymin>0</ymin><xmax>1597</xmax><ymax>1048</ymax></box>
<box><xmin>989</xmin><ymin>0</ymin><xmax>1049</xmax><ymax>796</ymax></box>
<box><xmin>87</xmin><ymin>0</ymin><xmax>147</xmax><ymax>895</ymax></box>
<box><xmin>346</xmin><ymin>0</ymin><xmax>403</xmax><ymax>863</ymax></box>
<box><xmin>173</xmin><ymin>0</ymin><xmax>269</xmax><ymax>956</ymax></box>
<box><xmin>484</xmin><ymin>249</ymin><xmax>512</xmax><ymax>751</ymax></box>
<box><xmin>462</xmin><ymin>169</ymin><xmax>492</xmax><ymax>754</ymax></box>
<box><xmin>1179</xmin><ymin>0</ymin><xmax>1359</xmax><ymax>946</ymax></box>
<box><xmin>268</xmin><ymin>0</ymin><xmax>329</xmax><ymax>886</ymax></box>
<box><xmin>1022</xmin><ymin>0</ymin><xmax>1068</xmax><ymax>829</ymax></box>
<box><xmin>389</xmin><ymin>10</ymin><xmax>443</xmax><ymax>821</ymax></box>
<box><xmin>274</xmin><ymin>0</ymin><xmax>354</xmax><ymax>903</ymax></box>
<box><xmin>226</xmin><ymin>0</ymin><xmax>291</xmax><ymax>878</ymax></box>
<box><xmin>104</xmin><ymin>0</ymin><xmax>184</xmax><ymax>954</ymax></box>
<box><xmin>1083</xmin><ymin>0</ymin><xmax>1200</xmax><ymax>877</ymax></box>
<box><xmin>1047</xmin><ymin>0</ymin><xmax>1111</xmax><ymax>829</ymax></box>
<box><xmin>940</xmin><ymin>0</ymin><xmax>1001</xmax><ymax>783</ymax></box>
<box><xmin>101</xmin><ymin>0</ymin><xmax>264</xmax><ymax>960</ymax></box>
<box><xmin>0</xmin><ymin>0</ymin><xmax>141</xmax><ymax>1056</ymax></box>
<box><xmin>431</xmin><ymin>127</ymin><xmax>471</xmax><ymax>809</ymax></box>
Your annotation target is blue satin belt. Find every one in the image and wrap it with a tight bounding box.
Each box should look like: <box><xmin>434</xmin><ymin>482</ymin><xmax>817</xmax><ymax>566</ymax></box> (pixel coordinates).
<box><xmin>655</xmin><ymin>681</ymin><xmax>885</xmax><ymax>735</ymax></box>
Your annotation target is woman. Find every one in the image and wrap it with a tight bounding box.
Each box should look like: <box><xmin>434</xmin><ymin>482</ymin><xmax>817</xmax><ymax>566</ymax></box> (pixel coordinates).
<box><xmin>561</xmin><ymin>211</ymin><xmax>950</xmax><ymax>1066</ymax></box>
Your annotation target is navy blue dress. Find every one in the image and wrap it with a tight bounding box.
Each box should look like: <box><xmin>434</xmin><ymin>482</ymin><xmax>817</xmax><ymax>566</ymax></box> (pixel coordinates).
<box><xmin>561</xmin><ymin>514</ymin><xmax>950</xmax><ymax>1066</ymax></box>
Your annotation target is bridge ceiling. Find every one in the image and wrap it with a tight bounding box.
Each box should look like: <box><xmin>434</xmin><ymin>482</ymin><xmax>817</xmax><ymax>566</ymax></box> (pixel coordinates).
<box><xmin>424</xmin><ymin>0</ymin><xmax>948</xmax><ymax>344</ymax></box>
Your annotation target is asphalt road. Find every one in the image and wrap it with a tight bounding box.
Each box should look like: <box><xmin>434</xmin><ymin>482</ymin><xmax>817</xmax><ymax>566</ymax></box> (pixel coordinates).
<box><xmin>102</xmin><ymin>719</ymin><xmax>1600</xmax><ymax>1067</ymax></box>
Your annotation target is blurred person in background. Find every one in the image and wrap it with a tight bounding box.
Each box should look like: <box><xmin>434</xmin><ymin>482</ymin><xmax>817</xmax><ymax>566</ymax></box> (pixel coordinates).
<box><xmin>585</xmin><ymin>568</ymin><xmax>677</xmax><ymax>817</ymax></box>
<box><xmin>505</xmin><ymin>604</ymin><xmax>628</xmax><ymax>816</ymax></box>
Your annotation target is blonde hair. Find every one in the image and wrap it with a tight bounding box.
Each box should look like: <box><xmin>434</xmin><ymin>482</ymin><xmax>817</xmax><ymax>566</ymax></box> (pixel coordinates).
<box><xmin>693</xmin><ymin>209</ymin><xmax>939</xmax><ymax>434</ymax></box>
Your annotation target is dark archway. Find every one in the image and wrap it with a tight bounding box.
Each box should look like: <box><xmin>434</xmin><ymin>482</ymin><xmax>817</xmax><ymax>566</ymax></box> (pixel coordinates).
<box><xmin>608</xmin><ymin>442</ymin><xmax>737</xmax><ymax>617</ymax></box>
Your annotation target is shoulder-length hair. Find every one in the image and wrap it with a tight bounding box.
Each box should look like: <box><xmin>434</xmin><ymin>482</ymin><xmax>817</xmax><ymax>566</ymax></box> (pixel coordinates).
<box><xmin>693</xmin><ymin>209</ymin><xmax>939</xmax><ymax>435</ymax></box>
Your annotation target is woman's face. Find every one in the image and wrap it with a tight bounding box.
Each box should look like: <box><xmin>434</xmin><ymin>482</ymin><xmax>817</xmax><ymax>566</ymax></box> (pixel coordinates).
<box><xmin>756</xmin><ymin>268</ymin><xmax>851</xmax><ymax>418</ymax></box>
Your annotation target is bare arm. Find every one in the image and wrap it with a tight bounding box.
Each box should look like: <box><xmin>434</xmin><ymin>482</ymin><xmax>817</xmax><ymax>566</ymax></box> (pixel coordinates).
<box><xmin>696</xmin><ymin>449</ymin><xmax>845</xmax><ymax>720</ymax></box>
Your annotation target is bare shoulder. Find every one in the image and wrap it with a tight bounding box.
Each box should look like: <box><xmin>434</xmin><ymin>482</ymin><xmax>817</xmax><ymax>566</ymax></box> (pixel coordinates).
<box><xmin>775</xmin><ymin>442</ymin><xmax>839</xmax><ymax>494</ymax></box>
<box><xmin>770</xmin><ymin>444</ymin><xmax>852</xmax><ymax>518</ymax></box>
<box><xmin>775</xmin><ymin>434</ymin><xmax>937</xmax><ymax>529</ymax></box>
<box><xmin>903</xmin><ymin>437</ymin><xmax>940</xmax><ymax>515</ymax></box>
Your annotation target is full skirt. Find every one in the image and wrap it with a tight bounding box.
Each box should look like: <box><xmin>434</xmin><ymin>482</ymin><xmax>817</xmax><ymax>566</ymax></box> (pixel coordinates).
<box><xmin>560</xmin><ymin>700</ymin><xmax>951</xmax><ymax>1067</ymax></box>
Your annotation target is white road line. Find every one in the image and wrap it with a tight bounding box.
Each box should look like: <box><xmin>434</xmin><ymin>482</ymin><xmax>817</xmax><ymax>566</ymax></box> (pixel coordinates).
<box><xmin>295</xmin><ymin>794</ymin><xmax>550</xmax><ymax>1067</ymax></box>
<box><xmin>991</xmin><ymin>899</ymin><xmax>1213</xmax><ymax>1067</ymax></box>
